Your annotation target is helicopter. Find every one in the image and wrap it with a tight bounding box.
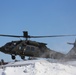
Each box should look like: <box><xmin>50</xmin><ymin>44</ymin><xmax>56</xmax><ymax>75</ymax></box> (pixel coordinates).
<box><xmin>0</xmin><ymin>31</ymin><xmax>76</xmax><ymax>60</ymax></box>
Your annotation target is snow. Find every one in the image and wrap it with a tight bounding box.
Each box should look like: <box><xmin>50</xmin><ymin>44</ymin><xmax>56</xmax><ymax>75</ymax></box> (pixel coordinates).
<box><xmin>0</xmin><ymin>59</ymin><xmax>76</xmax><ymax>75</ymax></box>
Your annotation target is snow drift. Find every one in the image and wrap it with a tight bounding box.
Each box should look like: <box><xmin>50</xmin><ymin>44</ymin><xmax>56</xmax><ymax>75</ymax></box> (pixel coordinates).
<box><xmin>0</xmin><ymin>59</ymin><xmax>76</xmax><ymax>75</ymax></box>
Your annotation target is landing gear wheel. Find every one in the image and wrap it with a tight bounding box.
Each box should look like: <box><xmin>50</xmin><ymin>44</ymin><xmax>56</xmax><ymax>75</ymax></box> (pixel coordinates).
<box><xmin>11</xmin><ymin>55</ymin><xmax>16</xmax><ymax>60</ymax></box>
<box><xmin>21</xmin><ymin>56</ymin><xmax>25</xmax><ymax>60</ymax></box>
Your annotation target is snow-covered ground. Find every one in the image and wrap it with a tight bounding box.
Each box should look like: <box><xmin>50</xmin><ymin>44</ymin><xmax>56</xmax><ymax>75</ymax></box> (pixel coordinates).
<box><xmin>0</xmin><ymin>59</ymin><xmax>76</xmax><ymax>75</ymax></box>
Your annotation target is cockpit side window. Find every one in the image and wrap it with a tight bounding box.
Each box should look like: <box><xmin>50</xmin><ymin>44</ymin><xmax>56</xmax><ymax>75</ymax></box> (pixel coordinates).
<box><xmin>19</xmin><ymin>46</ymin><xmax>22</xmax><ymax>50</ymax></box>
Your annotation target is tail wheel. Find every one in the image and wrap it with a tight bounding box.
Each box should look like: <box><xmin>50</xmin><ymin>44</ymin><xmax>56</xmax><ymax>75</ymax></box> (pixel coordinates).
<box><xmin>11</xmin><ymin>55</ymin><xmax>16</xmax><ymax>60</ymax></box>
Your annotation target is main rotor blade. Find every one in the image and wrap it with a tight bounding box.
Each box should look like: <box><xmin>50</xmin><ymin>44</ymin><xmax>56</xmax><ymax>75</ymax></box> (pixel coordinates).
<box><xmin>30</xmin><ymin>34</ymin><xmax>76</xmax><ymax>38</ymax></box>
<box><xmin>0</xmin><ymin>34</ymin><xmax>76</xmax><ymax>38</ymax></box>
<box><xmin>0</xmin><ymin>34</ymin><xmax>23</xmax><ymax>38</ymax></box>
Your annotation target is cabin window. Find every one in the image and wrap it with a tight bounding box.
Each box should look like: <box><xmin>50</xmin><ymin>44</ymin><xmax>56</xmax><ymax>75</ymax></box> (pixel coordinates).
<box><xmin>31</xmin><ymin>47</ymin><xmax>35</xmax><ymax>51</ymax></box>
<box><xmin>26</xmin><ymin>46</ymin><xmax>30</xmax><ymax>51</ymax></box>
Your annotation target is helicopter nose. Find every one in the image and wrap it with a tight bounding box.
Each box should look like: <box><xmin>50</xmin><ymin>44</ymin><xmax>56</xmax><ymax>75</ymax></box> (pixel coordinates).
<box><xmin>0</xmin><ymin>47</ymin><xmax>4</xmax><ymax>52</ymax></box>
<box><xmin>0</xmin><ymin>48</ymin><xmax>2</xmax><ymax>51</ymax></box>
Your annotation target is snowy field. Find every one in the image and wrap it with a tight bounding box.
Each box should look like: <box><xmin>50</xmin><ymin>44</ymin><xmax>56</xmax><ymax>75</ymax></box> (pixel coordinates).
<box><xmin>0</xmin><ymin>59</ymin><xmax>76</xmax><ymax>75</ymax></box>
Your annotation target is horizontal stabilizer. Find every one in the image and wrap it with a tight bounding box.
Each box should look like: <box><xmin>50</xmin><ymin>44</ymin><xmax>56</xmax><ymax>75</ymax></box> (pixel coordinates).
<box><xmin>67</xmin><ymin>42</ymin><xmax>74</xmax><ymax>45</ymax></box>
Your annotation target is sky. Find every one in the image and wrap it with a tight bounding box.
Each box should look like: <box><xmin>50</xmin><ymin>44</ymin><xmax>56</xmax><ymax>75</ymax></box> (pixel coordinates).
<box><xmin>0</xmin><ymin>0</ymin><xmax>76</xmax><ymax>61</ymax></box>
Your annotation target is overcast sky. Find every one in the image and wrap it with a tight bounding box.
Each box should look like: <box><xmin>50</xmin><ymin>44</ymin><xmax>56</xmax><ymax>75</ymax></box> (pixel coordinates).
<box><xmin>0</xmin><ymin>0</ymin><xmax>76</xmax><ymax>61</ymax></box>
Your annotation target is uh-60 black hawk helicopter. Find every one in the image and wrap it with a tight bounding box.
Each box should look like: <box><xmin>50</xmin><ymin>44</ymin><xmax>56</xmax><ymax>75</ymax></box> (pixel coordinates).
<box><xmin>0</xmin><ymin>31</ymin><xmax>76</xmax><ymax>60</ymax></box>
